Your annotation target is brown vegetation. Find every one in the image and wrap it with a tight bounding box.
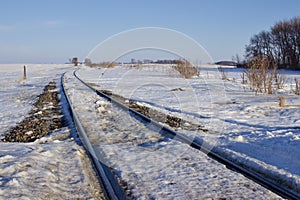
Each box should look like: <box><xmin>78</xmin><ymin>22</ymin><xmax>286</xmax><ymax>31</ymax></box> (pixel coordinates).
<box><xmin>172</xmin><ymin>59</ymin><xmax>199</xmax><ymax>79</ymax></box>
<box><xmin>85</xmin><ymin>60</ymin><xmax>117</xmax><ymax>68</ymax></box>
<box><xmin>275</xmin><ymin>72</ymin><xmax>287</xmax><ymax>89</ymax></box>
<box><xmin>219</xmin><ymin>68</ymin><xmax>229</xmax><ymax>81</ymax></box>
<box><xmin>245</xmin><ymin>56</ymin><xmax>277</xmax><ymax>94</ymax></box>
<box><xmin>295</xmin><ymin>78</ymin><xmax>300</xmax><ymax>95</ymax></box>
<box><xmin>279</xmin><ymin>96</ymin><xmax>286</xmax><ymax>107</ymax></box>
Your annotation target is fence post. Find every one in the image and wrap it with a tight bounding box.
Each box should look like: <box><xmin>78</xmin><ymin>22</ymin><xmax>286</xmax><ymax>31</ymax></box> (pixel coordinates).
<box><xmin>23</xmin><ymin>65</ymin><xmax>27</xmax><ymax>80</ymax></box>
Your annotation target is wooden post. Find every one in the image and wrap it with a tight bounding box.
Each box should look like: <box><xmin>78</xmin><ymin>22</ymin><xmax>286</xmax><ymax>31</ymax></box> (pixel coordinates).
<box><xmin>279</xmin><ymin>96</ymin><xmax>286</xmax><ymax>107</ymax></box>
<box><xmin>23</xmin><ymin>65</ymin><xmax>27</xmax><ymax>80</ymax></box>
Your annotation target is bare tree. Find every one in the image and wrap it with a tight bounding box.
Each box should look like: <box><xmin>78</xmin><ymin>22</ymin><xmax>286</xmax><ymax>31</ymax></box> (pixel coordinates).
<box><xmin>246</xmin><ymin>17</ymin><xmax>300</xmax><ymax>70</ymax></box>
<box><xmin>246</xmin><ymin>31</ymin><xmax>274</xmax><ymax>62</ymax></box>
<box><xmin>84</xmin><ymin>58</ymin><xmax>92</xmax><ymax>66</ymax></box>
<box><xmin>232</xmin><ymin>54</ymin><xmax>242</xmax><ymax>65</ymax></box>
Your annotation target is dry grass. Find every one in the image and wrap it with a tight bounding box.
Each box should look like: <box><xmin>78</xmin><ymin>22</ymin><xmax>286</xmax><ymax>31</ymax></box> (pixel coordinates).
<box><xmin>279</xmin><ymin>96</ymin><xmax>286</xmax><ymax>107</ymax></box>
<box><xmin>275</xmin><ymin>72</ymin><xmax>287</xmax><ymax>89</ymax></box>
<box><xmin>219</xmin><ymin>68</ymin><xmax>229</xmax><ymax>81</ymax></box>
<box><xmin>172</xmin><ymin>59</ymin><xmax>199</xmax><ymax>79</ymax></box>
<box><xmin>245</xmin><ymin>56</ymin><xmax>277</xmax><ymax>94</ymax></box>
<box><xmin>241</xmin><ymin>72</ymin><xmax>247</xmax><ymax>84</ymax></box>
<box><xmin>88</xmin><ymin>61</ymin><xmax>117</xmax><ymax>68</ymax></box>
<box><xmin>295</xmin><ymin>78</ymin><xmax>300</xmax><ymax>95</ymax></box>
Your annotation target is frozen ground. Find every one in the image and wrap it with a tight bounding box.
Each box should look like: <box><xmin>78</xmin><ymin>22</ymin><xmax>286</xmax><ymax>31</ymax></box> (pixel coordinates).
<box><xmin>75</xmin><ymin>64</ymin><xmax>300</xmax><ymax>195</ymax></box>
<box><xmin>0</xmin><ymin>64</ymin><xmax>103</xmax><ymax>199</ymax></box>
<box><xmin>1</xmin><ymin>63</ymin><xmax>298</xmax><ymax>199</ymax></box>
<box><xmin>63</xmin><ymin>69</ymin><xmax>281</xmax><ymax>199</ymax></box>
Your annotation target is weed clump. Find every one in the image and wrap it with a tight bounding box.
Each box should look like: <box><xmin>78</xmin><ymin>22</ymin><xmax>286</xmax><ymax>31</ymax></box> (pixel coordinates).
<box><xmin>172</xmin><ymin>59</ymin><xmax>199</xmax><ymax>79</ymax></box>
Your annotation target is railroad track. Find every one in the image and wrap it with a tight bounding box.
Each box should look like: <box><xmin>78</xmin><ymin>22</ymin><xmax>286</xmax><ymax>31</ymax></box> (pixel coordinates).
<box><xmin>61</xmin><ymin>72</ymin><xmax>126</xmax><ymax>200</ymax></box>
<box><xmin>62</xmin><ymin>69</ymin><xmax>299</xmax><ymax>200</ymax></box>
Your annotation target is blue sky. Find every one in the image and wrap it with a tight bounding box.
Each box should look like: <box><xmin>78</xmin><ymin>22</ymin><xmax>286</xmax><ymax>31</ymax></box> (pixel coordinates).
<box><xmin>0</xmin><ymin>0</ymin><xmax>299</xmax><ymax>63</ymax></box>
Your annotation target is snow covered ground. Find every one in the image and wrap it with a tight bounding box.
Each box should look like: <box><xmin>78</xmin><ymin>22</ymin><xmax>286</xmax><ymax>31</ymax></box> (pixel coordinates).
<box><xmin>1</xmin><ymin>63</ymin><xmax>299</xmax><ymax>199</ymax></box>
<box><xmin>0</xmin><ymin>64</ymin><xmax>103</xmax><ymax>199</ymax></box>
<box><xmin>63</xmin><ymin>69</ymin><xmax>281</xmax><ymax>199</ymax></box>
<box><xmin>75</xmin><ymin>64</ymin><xmax>300</xmax><ymax>196</ymax></box>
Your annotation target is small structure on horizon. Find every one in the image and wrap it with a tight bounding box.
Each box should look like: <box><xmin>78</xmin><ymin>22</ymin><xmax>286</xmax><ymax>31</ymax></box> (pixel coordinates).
<box><xmin>72</xmin><ymin>57</ymin><xmax>78</xmax><ymax>66</ymax></box>
<box><xmin>215</xmin><ymin>61</ymin><xmax>237</xmax><ymax>67</ymax></box>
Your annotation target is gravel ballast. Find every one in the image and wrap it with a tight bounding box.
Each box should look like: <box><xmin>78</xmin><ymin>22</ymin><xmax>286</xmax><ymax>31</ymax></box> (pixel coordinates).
<box><xmin>1</xmin><ymin>81</ymin><xmax>63</xmax><ymax>142</ymax></box>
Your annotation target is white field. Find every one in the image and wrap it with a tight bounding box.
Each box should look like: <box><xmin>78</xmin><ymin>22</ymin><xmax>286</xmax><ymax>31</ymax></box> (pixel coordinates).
<box><xmin>72</xmin><ymin>64</ymin><xmax>300</xmax><ymax>197</ymax></box>
<box><xmin>1</xmin><ymin>63</ymin><xmax>299</xmax><ymax>199</ymax></box>
<box><xmin>63</xmin><ymin>68</ymin><xmax>281</xmax><ymax>199</ymax></box>
<box><xmin>0</xmin><ymin>64</ymin><xmax>103</xmax><ymax>199</ymax></box>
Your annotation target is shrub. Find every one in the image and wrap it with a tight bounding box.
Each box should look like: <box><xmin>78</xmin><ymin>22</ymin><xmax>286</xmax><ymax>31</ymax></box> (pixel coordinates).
<box><xmin>219</xmin><ymin>67</ymin><xmax>229</xmax><ymax>81</ymax></box>
<box><xmin>241</xmin><ymin>72</ymin><xmax>247</xmax><ymax>84</ymax></box>
<box><xmin>245</xmin><ymin>56</ymin><xmax>277</xmax><ymax>94</ymax></box>
<box><xmin>84</xmin><ymin>58</ymin><xmax>92</xmax><ymax>66</ymax></box>
<box><xmin>89</xmin><ymin>61</ymin><xmax>117</xmax><ymax>68</ymax></box>
<box><xmin>275</xmin><ymin>72</ymin><xmax>287</xmax><ymax>89</ymax></box>
<box><xmin>172</xmin><ymin>59</ymin><xmax>199</xmax><ymax>79</ymax></box>
<box><xmin>107</xmin><ymin>61</ymin><xmax>117</xmax><ymax>68</ymax></box>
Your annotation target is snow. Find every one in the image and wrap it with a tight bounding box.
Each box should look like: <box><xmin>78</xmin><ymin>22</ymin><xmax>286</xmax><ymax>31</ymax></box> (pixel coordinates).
<box><xmin>63</xmin><ymin>65</ymin><xmax>297</xmax><ymax>198</ymax></box>
<box><xmin>0</xmin><ymin>64</ymin><xmax>103</xmax><ymax>199</ymax></box>
<box><xmin>1</xmin><ymin>63</ymin><xmax>299</xmax><ymax>198</ymax></box>
<box><xmin>214</xmin><ymin>68</ymin><xmax>300</xmax><ymax>183</ymax></box>
<box><xmin>73</xmin><ymin>64</ymin><xmax>300</xmax><ymax>197</ymax></box>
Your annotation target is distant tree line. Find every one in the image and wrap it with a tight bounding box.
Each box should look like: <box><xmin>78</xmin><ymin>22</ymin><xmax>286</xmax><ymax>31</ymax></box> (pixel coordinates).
<box><xmin>245</xmin><ymin>17</ymin><xmax>300</xmax><ymax>70</ymax></box>
<box><xmin>83</xmin><ymin>58</ymin><xmax>187</xmax><ymax>66</ymax></box>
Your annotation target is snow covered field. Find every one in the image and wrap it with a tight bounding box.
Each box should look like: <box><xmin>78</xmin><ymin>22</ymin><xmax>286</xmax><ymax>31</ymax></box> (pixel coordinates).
<box><xmin>1</xmin><ymin>63</ymin><xmax>299</xmax><ymax>199</ymax></box>
<box><xmin>63</xmin><ymin>69</ymin><xmax>281</xmax><ymax>199</ymax></box>
<box><xmin>75</xmin><ymin>64</ymin><xmax>300</xmax><ymax>196</ymax></box>
<box><xmin>0</xmin><ymin>64</ymin><xmax>103</xmax><ymax>199</ymax></box>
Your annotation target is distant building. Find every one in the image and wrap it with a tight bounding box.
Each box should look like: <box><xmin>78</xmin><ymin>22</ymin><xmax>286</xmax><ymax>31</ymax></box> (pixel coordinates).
<box><xmin>131</xmin><ymin>58</ymin><xmax>136</xmax><ymax>64</ymax></box>
<box><xmin>72</xmin><ymin>57</ymin><xmax>78</xmax><ymax>66</ymax></box>
<box><xmin>143</xmin><ymin>59</ymin><xmax>152</xmax><ymax>64</ymax></box>
<box><xmin>215</xmin><ymin>61</ymin><xmax>237</xmax><ymax>67</ymax></box>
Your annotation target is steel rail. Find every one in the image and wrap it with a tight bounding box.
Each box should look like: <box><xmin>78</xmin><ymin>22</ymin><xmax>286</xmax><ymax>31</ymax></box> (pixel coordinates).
<box><xmin>73</xmin><ymin>70</ymin><xmax>299</xmax><ymax>200</ymax></box>
<box><xmin>61</xmin><ymin>72</ymin><xmax>127</xmax><ymax>200</ymax></box>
